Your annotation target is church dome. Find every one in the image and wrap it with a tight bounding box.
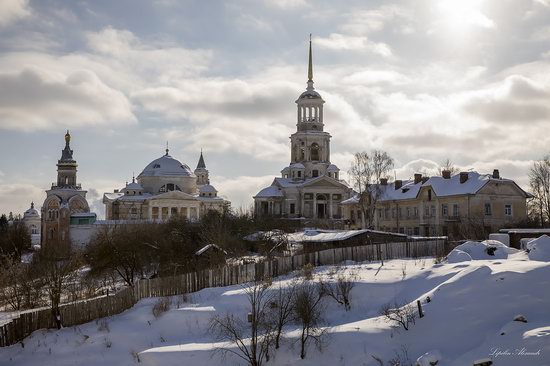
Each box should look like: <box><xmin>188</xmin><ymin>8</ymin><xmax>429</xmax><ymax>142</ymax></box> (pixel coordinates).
<box><xmin>138</xmin><ymin>154</ymin><xmax>194</xmax><ymax>178</ymax></box>
<box><xmin>297</xmin><ymin>89</ymin><xmax>322</xmax><ymax>100</ymax></box>
<box><xmin>23</xmin><ymin>202</ymin><xmax>39</xmax><ymax>218</ymax></box>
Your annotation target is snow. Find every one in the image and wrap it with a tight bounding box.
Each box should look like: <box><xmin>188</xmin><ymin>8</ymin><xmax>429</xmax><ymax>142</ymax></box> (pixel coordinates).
<box><xmin>2</xmin><ymin>254</ymin><xmax>550</xmax><ymax>366</ymax></box>
<box><xmin>447</xmin><ymin>249</ymin><xmax>472</xmax><ymax>263</ymax></box>
<box><xmin>489</xmin><ymin>233</ymin><xmax>510</xmax><ymax>246</ymax></box>
<box><xmin>254</xmin><ymin>185</ymin><xmax>283</xmax><ymax>198</ymax></box>
<box><xmin>446</xmin><ymin>240</ymin><xmax>514</xmax><ymax>262</ymax></box>
<box><xmin>416</xmin><ymin>350</ymin><xmax>442</xmax><ymax>365</ymax></box>
<box><xmin>526</xmin><ymin>235</ymin><xmax>550</xmax><ymax>262</ymax></box>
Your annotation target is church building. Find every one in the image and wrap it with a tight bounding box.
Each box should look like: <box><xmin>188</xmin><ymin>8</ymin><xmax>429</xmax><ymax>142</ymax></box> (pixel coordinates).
<box><xmin>103</xmin><ymin>148</ymin><xmax>228</xmax><ymax>221</ymax></box>
<box><xmin>40</xmin><ymin>131</ymin><xmax>93</xmax><ymax>256</ymax></box>
<box><xmin>254</xmin><ymin>39</ymin><xmax>352</xmax><ymax>220</ymax></box>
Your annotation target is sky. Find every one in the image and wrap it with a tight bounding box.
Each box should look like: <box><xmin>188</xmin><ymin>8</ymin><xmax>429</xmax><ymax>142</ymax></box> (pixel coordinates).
<box><xmin>0</xmin><ymin>0</ymin><xmax>549</xmax><ymax>218</ymax></box>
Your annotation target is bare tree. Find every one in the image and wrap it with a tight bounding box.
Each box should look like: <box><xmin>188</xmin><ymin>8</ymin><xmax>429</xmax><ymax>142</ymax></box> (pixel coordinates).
<box><xmin>269</xmin><ymin>281</ymin><xmax>297</xmax><ymax>349</ymax></box>
<box><xmin>438</xmin><ymin>158</ymin><xmax>459</xmax><ymax>176</ymax></box>
<box><xmin>348</xmin><ymin>150</ymin><xmax>394</xmax><ymax>229</ymax></box>
<box><xmin>36</xmin><ymin>248</ymin><xmax>82</xmax><ymax>328</ymax></box>
<box><xmin>529</xmin><ymin>156</ymin><xmax>550</xmax><ymax>227</ymax></box>
<box><xmin>293</xmin><ymin>281</ymin><xmax>328</xmax><ymax>359</ymax></box>
<box><xmin>380</xmin><ymin>301</ymin><xmax>417</xmax><ymax>331</ymax></box>
<box><xmin>209</xmin><ymin>280</ymin><xmax>274</xmax><ymax>366</ymax></box>
<box><xmin>320</xmin><ymin>273</ymin><xmax>355</xmax><ymax>311</ymax></box>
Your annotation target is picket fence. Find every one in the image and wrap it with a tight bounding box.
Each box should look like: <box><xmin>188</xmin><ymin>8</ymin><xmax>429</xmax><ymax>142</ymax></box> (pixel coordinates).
<box><xmin>0</xmin><ymin>238</ymin><xmax>446</xmax><ymax>347</ymax></box>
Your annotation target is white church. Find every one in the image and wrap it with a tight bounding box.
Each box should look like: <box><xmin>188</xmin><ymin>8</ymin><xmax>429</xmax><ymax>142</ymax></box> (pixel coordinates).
<box><xmin>254</xmin><ymin>39</ymin><xmax>353</xmax><ymax>220</ymax></box>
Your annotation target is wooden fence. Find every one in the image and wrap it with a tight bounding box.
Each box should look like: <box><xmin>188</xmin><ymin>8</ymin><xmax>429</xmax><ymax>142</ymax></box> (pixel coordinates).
<box><xmin>0</xmin><ymin>238</ymin><xmax>446</xmax><ymax>347</ymax></box>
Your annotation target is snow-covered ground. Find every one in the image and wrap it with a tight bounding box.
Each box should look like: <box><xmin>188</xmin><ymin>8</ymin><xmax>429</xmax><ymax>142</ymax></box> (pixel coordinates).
<box><xmin>2</xmin><ymin>251</ymin><xmax>550</xmax><ymax>366</ymax></box>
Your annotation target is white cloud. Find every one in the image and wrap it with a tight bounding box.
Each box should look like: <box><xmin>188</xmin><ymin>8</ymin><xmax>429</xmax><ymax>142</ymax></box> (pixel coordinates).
<box><xmin>263</xmin><ymin>0</ymin><xmax>309</xmax><ymax>10</ymax></box>
<box><xmin>0</xmin><ymin>0</ymin><xmax>31</xmax><ymax>27</ymax></box>
<box><xmin>314</xmin><ymin>34</ymin><xmax>392</xmax><ymax>57</ymax></box>
<box><xmin>0</xmin><ymin>183</ymin><xmax>44</xmax><ymax>215</ymax></box>
<box><xmin>341</xmin><ymin>5</ymin><xmax>412</xmax><ymax>35</ymax></box>
<box><xmin>0</xmin><ymin>67</ymin><xmax>136</xmax><ymax>131</ymax></box>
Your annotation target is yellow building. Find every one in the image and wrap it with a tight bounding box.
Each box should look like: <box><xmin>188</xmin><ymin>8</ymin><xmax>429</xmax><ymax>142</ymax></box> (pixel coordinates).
<box><xmin>341</xmin><ymin>170</ymin><xmax>531</xmax><ymax>239</ymax></box>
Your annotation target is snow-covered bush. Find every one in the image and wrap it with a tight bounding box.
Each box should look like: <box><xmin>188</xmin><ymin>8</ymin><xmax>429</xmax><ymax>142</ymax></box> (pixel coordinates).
<box><xmin>446</xmin><ymin>240</ymin><xmax>511</xmax><ymax>263</ymax></box>
<box><xmin>526</xmin><ymin>235</ymin><xmax>550</xmax><ymax>262</ymax></box>
<box><xmin>380</xmin><ymin>301</ymin><xmax>417</xmax><ymax>331</ymax></box>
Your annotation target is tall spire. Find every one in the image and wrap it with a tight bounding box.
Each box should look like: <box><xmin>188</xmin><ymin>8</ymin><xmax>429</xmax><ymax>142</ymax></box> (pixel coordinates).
<box><xmin>165</xmin><ymin>141</ymin><xmax>169</xmax><ymax>156</ymax></box>
<box><xmin>197</xmin><ymin>149</ymin><xmax>206</xmax><ymax>169</ymax></box>
<box><xmin>308</xmin><ymin>33</ymin><xmax>313</xmax><ymax>82</ymax></box>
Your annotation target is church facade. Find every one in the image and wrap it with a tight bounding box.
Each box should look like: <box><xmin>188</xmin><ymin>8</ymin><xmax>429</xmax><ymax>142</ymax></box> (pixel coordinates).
<box><xmin>254</xmin><ymin>40</ymin><xmax>352</xmax><ymax>220</ymax></box>
<box><xmin>103</xmin><ymin>149</ymin><xmax>228</xmax><ymax>221</ymax></box>
<box><xmin>40</xmin><ymin>131</ymin><xmax>93</xmax><ymax>256</ymax></box>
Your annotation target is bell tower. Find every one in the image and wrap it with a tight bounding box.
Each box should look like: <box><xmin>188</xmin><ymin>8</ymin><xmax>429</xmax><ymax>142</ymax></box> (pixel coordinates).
<box><xmin>290</xmin><ymin>35</ymin><xmax>332</xmax><ymax>178</ymax></box>
<box><xmin>56</xmin><ymin>130</ymin><xmax>78</xmax><ymax>188</ymax></box>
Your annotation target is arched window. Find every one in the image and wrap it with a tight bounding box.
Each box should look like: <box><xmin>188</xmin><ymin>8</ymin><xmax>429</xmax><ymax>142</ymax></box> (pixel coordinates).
<box><xmin>310</xmin><ymin>143</ymin><xmax>320</xmax><ymax>161</ymax></box>
<box><xmin>312</xmin><ymin>170</ymin><xmax>319</xmax><ymax>178</ymax></box>
<box><xmin>159</xmin><ymin>184</ymin><xmax>182</xmax><ymax>193</ymax></box>
<box><xmin>300</xmin><ymin>148</ymin><xmax>305</xmax><ymax>160</ymax></box>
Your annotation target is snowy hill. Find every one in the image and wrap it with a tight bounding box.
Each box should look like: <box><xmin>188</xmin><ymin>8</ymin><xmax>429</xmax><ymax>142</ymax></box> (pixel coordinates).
<box><xmin>1</xmin><ymin>251</ymin><xmax>549</xmax><ymax>366</ymax></box>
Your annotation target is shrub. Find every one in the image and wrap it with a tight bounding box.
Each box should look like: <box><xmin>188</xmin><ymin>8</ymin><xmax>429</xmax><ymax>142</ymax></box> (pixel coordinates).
<box><xmin>152</xmin><ymin>297</ymin><xmax>172</xmax><ymax>318</ymax></box>
<box><xmin>300</xmin><ymin>263</ymin><xmax>315</xmax><ymax>280</ymax></box>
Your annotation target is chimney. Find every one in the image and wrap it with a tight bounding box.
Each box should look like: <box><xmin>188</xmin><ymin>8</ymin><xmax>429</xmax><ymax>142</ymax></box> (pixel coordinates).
<box><xmin>380</xmin><ymin>178</ymin><xmax>388</xmax><ymax>186</ymax></box>
<box><xmin>459</xmin><ymin>172</ymin><xmax>469</xmax><ymax>184</ymax></box>
<box><xmin>421</xmin><ymin>176</ymin><xmax>429</xmax><ymax>184</ymax></box>
<box><xmin>442</xmin><ymin>170</ymin><xmax>451</xmax><ymax>179</ymax></box>
<box><xmin>414</xmin><ymin>173</ymin><xmax>422</xmax><ymax>184</ymax></box>
<box><xmin>492</xmin><ymin>169</ymin><xmax>500</xmax><ymax>179</ymax></box>
<box><xmin>395</xmin><ymin>180</ymin><xmax>403</xmax><ymax>189</ymax></box>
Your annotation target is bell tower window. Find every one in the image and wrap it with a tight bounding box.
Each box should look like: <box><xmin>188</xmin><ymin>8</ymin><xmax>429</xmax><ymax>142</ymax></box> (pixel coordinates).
<box><xmin>310</xmin><ymin>143</ymin><xmax>320</xmax><ymax>161</ymax></box>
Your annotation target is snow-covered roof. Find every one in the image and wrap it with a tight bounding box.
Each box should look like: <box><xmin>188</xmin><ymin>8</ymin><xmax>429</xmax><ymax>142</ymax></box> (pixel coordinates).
<box><xmin>23</xmin><ymin>203</ymin><xmax>39</xmax><ymax>218</ymax></box>
<box><xmin>287</xmin><ymin>229</ymin><xmax>406</xmax><ymax>243</ymax></box>
<box><xmin>125</xmin><ymin>181</ymin><xmax>143</xmax><ymax>190</ymax></box>
<box><xmin>374</xmin><ymin>171</ymin><xmax>530</xmax><ymax>202</ymax></box>
<box><xmin>255</xmin><ymin>185</ymin><xmax>284</xmax><ymax>198</ymax></box>
<box><xmin>138</xmin><ymin>154</ymin><xmax>194</xmax><ymax>178</ymax></box>
<box><xmin>290</xmin><ymin>162</ymin><xmax>305</xmax><ymax>169</ymax></box>
<box><xmin>340</xmin><ymin>194</ymin><xmax>359</xmax><ymax>205</ymax></box>
<box><xmin>327</xmin><ymin>164</ymin><xmax>339</xmax><ymax>172</ymax></box>
<box><xmin>199</xmin><ymin>184</ymin><xmax>218</xmax><ymax>193</ymax></box>
<box><xmin>195</xmin><ymin>244</ymin><xmax>227</xmax><ymax>256</ymax></box>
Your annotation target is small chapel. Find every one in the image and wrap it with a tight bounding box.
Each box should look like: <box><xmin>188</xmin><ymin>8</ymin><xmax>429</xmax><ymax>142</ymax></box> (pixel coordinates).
<box><xmin>254</xmin><ymin>38</ymin><xmax>352</xmax><ymax>220</ymax></box>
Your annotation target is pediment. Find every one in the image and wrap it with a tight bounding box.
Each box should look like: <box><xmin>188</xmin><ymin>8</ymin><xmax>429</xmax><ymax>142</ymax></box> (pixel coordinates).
<box><xmin>301</xmin><ymin>176</ymin><xmax>349</xmax><ymax>189</ymax></box>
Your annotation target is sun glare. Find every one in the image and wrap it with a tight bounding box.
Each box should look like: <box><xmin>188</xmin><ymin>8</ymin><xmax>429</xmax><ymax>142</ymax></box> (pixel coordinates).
<box><xmin>436</xmin><ymin>0</ymin><xmax>495</xmax><ymax>32</ymax></box>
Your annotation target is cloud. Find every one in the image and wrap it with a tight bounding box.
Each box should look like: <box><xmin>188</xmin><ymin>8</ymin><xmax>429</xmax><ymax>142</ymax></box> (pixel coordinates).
<box><xmin>86</xmin><ymin>27</ymin><xmax>212</xmax><ymax>82</ymax></box>
<box><xmin>263</xmin><ymin>0</ymin><xmax>309</xmax><ymax>10</ymax></box>
<box><xmin>0</xmin><ymin>68</ymin><xmax>136</xmax><ymax>131</ymax></box>
<box><xmin>0</xmin><ymin>0</ymin><xmax>31</xmax><ymax>27</ymax></box>
<box><xmin>340</xmin><ymin>5</ymin><xmax>412</xmax><ymax>35</ymax></box>
<box><xmin>133</xmin><ymin>78</ymin><xmax>298</xmax><ymax>160</ymax></box>
<box><xmin>314</xmin><ymin>33</ymin><xmax>392</xmax><ymax>56</ymax></box>
<box><xmin>461</xmin><ymin>75</ymin><xmax>550</xmax><ymax>123</ymax></box>
<box><xmin>0</xmin><ymin>183</ymin><xmax>44</xmax><ymax>215</ymax></box>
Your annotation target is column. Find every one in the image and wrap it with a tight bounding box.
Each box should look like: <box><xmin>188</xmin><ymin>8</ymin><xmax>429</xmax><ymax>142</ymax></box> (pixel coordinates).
<box><xmin>319</xmin><ymin>106</ymin><xmax>323</xmax><ymax>122</ymax></box>
<box><xmin>329</xmin><ymin>194</ymin><xmax>333</xmax><ymax>219</ymax></box>
<box><xmin>313</xmin><ymin>194</ymin><xmax>317</xmax><ymax>219</ymax></box>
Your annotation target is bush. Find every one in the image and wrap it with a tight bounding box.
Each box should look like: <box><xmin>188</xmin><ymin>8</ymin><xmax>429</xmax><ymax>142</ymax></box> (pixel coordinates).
<box><xmin>152</xmin><ymin>297</ymin><xmax>172</xmax><ymax>318</ymax></box>
<box><xmin>300</xmin><ymin>263</ymin><xmax>315</xmax><ymax>280</ymax></box>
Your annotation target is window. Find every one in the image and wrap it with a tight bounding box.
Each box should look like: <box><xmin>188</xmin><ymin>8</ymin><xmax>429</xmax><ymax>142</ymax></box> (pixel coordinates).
<box><xmin>414</xmin><ymin>227</ymin><xmax>420</xmax><ymax>236</ymax></box>
<box><xmin>442</xmin><ymin>204</ymin><xmax>448</xmax><ymax>217</ymax></box>
<box><xmin>297</xmin><ymin>171</ymin><xmax>302</xmax><ymax>178</ymax></box>
<box><xmin>413</xmin><ymin>207</ymin><xmax>418</xmax><ymax>217</ymax></box>
<box><xmin>484</xmin><ymin>203</ymin><xmax>492</xmax><ymax>216</ymax></box>
<box><xmin>312</xmin><ymin>170</ymin><xmax>319</xmax><ymax>178</ymax></box>
<box><xmin>378</xmin><ymin>209</ymin><xmax>383</xmax><ymax>218</ymax></box>
<box><xmin>406</xmin><ymin>207</ymin><xmax>411</xmax><ymax>218</ymax></box>
<box><xmin>424</xmin><ymin>206</ymin><xmax>430</xmax><ymax>217</ymax></box>
<box><xmin>290</xmin><ymin>203</ymin><xmax>296</xmax><ymax>215</ymax></box>
<box><xmin>310</xmin><ymin>143</ymin><xmax>320</xmax><ymax>161</ymax></box>
<box><xmin>398</xmin><ymin>207</ymin><xmax>403</xmax><ymax>218</ymax></box>
<box><xmin>504</xmin><ymin>204</ymin><xmax>512</xmax><ymax>216</ymax></box>
<box><xmin>392</xmin><ymin>208</ymin><xmax>396</xmax><ymax>218</ymax></box>
<box><xmin>431</xmin><ymin>205</ymin><xmax>436</xmax><ymax>217</ymax></box>
<box><xmin>452</xmin><ymin>204</ymin><xmax>459</xmax><ymax>217</ymax></box>
<box><xmin>399</xmin><ymin>227</ymin><xmax>405</xmax><ymax>234</ymax></box>
<box><xmin>428</xmin><ymin>189</ymin><xmax>432</xmax><ymax>201</ymax></box>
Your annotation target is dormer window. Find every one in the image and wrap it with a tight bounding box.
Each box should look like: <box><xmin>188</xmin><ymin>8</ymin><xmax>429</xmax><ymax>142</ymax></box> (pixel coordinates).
<box><xmin>153</xmin><ymin>164</ymin><xmax>161</xmax><ymax>168</ymax></box>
